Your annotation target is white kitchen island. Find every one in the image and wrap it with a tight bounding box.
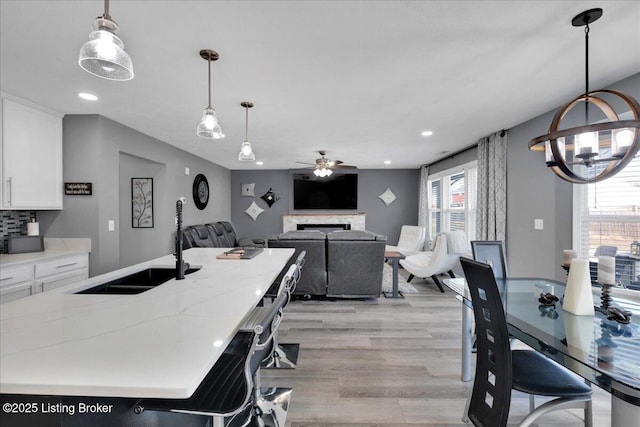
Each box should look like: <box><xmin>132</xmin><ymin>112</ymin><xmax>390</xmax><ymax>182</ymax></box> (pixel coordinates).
<box><xmin>0</xmin><ymin>247</ymin><xmax>294</xmax><ymax>400</ymax></box>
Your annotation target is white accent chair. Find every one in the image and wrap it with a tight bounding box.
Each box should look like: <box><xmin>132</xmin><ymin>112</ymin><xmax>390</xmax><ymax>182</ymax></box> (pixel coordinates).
<box><xmin>385</xmin><ymin>225</ymin><xmax>427</xmax><ymax>255</ymax></box>
<box><xmin>399</xmin><ymin>231</ymin><xmax>469</xmax><ymax>292</ymax></box>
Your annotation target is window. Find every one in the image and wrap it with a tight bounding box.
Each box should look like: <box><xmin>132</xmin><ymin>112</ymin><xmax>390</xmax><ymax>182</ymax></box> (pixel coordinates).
<box><xmin>573</xmin><ymin>154</ymin><xmax>640</xmax><ymax>287</ymax></box>
<box><xmin>427</xmin><ymin>161</ymin><xmax>477</xmax><ymax>240</ymax></box>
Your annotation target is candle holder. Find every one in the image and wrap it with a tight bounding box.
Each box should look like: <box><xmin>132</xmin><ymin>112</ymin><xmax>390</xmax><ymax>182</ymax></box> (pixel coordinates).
<box><xmin>595</xmin><ymin>282</ymin><xmax>633</xmax><ymax>324</ymax></box>
<box><xmin>596</xmin><ymin>282</ymin><xmax>614</xmax><ymax>313</ymax></box>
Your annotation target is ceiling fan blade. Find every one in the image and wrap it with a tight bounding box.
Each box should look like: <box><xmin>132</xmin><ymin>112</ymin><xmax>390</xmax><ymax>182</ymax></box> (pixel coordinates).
<box><xmin>334</xmin><ymin>164</ymin><xmax>357</xmax><ymax>169</ymax></box>
<box><xmin>296</xmin><ymin>161</ymin><xmax>316</xmax><ymax>166</ymax></box>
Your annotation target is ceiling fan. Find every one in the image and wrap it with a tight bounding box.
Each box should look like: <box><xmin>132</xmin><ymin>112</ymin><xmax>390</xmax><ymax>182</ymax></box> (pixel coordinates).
<box><xmin>296</xmin><ymin>151</ymin><xmax>356</xmax><ymax>176</ymax></box>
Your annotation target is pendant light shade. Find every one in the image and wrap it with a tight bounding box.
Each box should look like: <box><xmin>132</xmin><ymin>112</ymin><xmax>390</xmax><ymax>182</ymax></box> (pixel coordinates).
<box><xmin>197</xmin><ymin>49</ymin><xmax>224</xmax><ymax>139</ymax></box>
<box><xmin>78</xmin><ymin>0</ymin><xmax>133</xmax><ymax>81</ymax></box>
<box><xmin>529</xmin><ymin>8</ymin><xmax>640</xmax><ymax>184</ymax></box>
<box><xmin>197</xmin><ymin>107</ymin><xmax>224</xmax><ymax>139</ymax></box>
<box><xmin>238</xmin><ymin>102</ymin><xmax>256</xmax><ymax>161</ymax></box>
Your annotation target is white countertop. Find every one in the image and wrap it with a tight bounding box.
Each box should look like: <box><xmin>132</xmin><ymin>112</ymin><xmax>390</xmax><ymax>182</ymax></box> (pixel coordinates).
<box><xmin>0</xmin><ymin>247</ymin><xmax>294</xmax><ymax>399</ymax></box>
<box><xmin>0</xmin><ymin>238</ymin><xmax>91</xmax><ymax>266</ymax></box>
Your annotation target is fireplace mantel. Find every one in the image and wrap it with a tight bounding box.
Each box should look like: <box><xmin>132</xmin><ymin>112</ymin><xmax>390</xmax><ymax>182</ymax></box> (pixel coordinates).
<box><xmin>282</xmin><ymin>213</ymin><xmax>365</xmax><ymax>232</ymax></box>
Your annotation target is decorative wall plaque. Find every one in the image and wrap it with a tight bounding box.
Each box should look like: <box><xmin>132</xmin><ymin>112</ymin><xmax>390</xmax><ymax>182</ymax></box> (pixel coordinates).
<box><xmin>242</xmin><ymin>183</ymin><xmax>255</xmax><ymax>197</ymax></box>
<box><xmin>244</xmin><ymin>201</ymin><xmax>264</xmax><ymax>221</ymax></box>
<box><xmin>260</xmin><ymin>188</ymin><xmax>279</xmax><ymax>208</ymax></box>
<box><xmin>64</xmin><ymin>183</ymin><xmax>92</xmax><ymax>195</ymax></box>
<box><xmin>378</xmin><ymin>188</ymin><xmax>397</xmax><ymax>207</ymax></box>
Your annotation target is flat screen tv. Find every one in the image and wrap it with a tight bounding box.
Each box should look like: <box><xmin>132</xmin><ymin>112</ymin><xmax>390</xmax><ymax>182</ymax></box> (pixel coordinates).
<box><xmin>293</xmin><ymin>173</ymin><xmax>358</xmax><ymax>210</ymax></box>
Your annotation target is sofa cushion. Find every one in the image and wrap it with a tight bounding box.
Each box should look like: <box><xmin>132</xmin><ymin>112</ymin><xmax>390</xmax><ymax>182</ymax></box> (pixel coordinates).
<box><xmin>327</xmin><ymin>230</ymin><xmax>385</xmax><ymax>241</ymax></box>
<box><xmin>268</xmin><ymin>232</ymin><xmax>327</xmax><ymax>296</ymax></box>
<box><xmin>183</xmin><ymin>225</ymin><xmax>216</xmax><ymax>248</ymax></box>
<box><xmin>278</xmin><ymin>230</ymin><xmax>326</xmax><ymax>240</ymax></box>
<box><xmin>326</xmin><ymin>233</ymin><xmax>386</xmax><ymax>297</ymax></box>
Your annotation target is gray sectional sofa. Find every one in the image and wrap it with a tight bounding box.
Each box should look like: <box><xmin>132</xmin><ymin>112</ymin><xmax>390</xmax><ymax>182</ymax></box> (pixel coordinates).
<box><xmin>268</xmin><ymin>230</ymin><xmax>387</xmax><ymax>298</ymax></box>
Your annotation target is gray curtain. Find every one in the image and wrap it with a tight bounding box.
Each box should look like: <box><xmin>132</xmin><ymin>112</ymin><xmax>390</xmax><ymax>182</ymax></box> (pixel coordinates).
<box><xmin>418</xmin><ymin>165</ymin><xmax>429</xmax><ymax>230</ymax></box>
<box><xmin>476</xmin><ymin>131</ymin><xmax>507</xmax><ymax>241</ymax></box>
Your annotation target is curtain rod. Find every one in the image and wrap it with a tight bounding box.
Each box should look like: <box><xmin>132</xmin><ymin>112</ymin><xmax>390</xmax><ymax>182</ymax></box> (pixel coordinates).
<box><xmin>423</xmin><ymin>143</ymin><xmax>477</xmax><ymax>169</ymax></box>
<box><xmin>423</xmin><ymin>129</ymin><xmax>507</xmax><ymax>169</ymax></box>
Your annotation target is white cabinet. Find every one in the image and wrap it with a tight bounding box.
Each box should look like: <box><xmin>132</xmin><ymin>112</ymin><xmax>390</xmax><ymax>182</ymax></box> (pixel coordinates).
<box><xmin>1</xmin><ymin>93</ymin><xmax>63</xmax><ymax>209</ymax></box>
<box><xmin>34</xmin><ymin>254</ymin><xmax>89</xmax><ymax>293</ymax></box>
<box><xmin>0</xmin><ymin>253</ymin><xmax>89</xmax><ymax>303</ymax></box>
<box><xmin>0</xmin><ymin>264</ymin><xmax>34</xmax><ymax>304</ymax></box>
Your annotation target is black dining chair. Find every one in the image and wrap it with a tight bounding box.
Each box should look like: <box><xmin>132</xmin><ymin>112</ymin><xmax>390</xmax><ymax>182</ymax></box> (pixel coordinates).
<box><xmin>460</xmin><ymin>257</ymin><xmax>593</xmax><ymax>427</ymax></box>
<box><xmin>471</xmin><ymin>240</ymin><xmax>508</xmax><ymax>279</ymax></box>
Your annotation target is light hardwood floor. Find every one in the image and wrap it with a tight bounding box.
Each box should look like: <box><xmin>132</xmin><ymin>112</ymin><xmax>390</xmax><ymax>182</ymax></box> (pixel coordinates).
<box><xmin>262</xmin><ymin>274</ymin><xmax>613</xmax><ymax>427</ymax></box>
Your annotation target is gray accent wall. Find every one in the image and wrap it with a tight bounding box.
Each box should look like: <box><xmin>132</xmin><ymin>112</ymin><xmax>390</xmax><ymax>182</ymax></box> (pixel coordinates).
<box><xmin>230</xmin><ymin>169</ymin><xmax>420</xmax><ymax>244</ymax></box>
<box><xmin>38</xmin><ymin>115</ymin><xmax>231</xmax><ymax>276</ymax></box>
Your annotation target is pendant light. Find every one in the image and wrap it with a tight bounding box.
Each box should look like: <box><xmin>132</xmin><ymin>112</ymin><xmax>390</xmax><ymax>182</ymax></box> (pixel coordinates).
<box><xmin>78</xmin><ymin>0</ymin><xmax>134</xmax><ymax>81</ymax></box>
<box><xmin>196</xmin><ymin>49</ymin><xmax>225</xmax><ymax>139</ymax></box>
<box><xmin>529</xmin><ymin>8</ymin><xmax>640</xmax><ymax>184</ymax></box>
<box><xmin>238</xmin><ymin>102</ymin><xmax>256</xmax><ymax>161</ymax></box>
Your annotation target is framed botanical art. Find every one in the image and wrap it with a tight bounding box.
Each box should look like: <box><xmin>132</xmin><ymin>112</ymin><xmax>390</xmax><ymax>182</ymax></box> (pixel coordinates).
<box><xmin>132</xmin><ymin>178</ymin><xmax>153</xmax><ymax>228</ymax></box>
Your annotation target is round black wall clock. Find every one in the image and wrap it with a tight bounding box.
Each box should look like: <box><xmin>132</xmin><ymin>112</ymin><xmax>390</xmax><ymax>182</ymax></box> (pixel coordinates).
<box><xmin>193</xmin><ymin>174</ymin><xmax>210</xmax><ymax>210</ymax></box>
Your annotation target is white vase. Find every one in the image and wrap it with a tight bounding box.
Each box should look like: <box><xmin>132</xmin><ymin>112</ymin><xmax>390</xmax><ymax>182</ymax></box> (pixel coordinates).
<box><xmin>563</xmin><ymin>259</ymin><xmax>595</xmax><ymax>316</ymax></box>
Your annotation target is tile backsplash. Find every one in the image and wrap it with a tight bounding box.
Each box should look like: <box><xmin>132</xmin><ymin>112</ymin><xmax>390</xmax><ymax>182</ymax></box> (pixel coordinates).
<box><xmin>0</xmin><ymin>211</ymin><xmax>36</xmax><ymax>253</ymax></box>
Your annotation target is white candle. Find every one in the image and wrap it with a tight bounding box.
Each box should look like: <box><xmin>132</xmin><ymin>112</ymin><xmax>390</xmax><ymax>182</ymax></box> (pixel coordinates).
<box><xmin>563</xmin><ymin>259</ymin><xmax>594</xmax><ymax>316</ymax></box>
<box><xmin>597</xmin><ymin>256</ymin><xmax>616</xmax><ymax>285</ymax></box>
<box><xmin>562</xmin><ymin>249</ymin><xmax>576</xmax><ymax>266</ymax></box>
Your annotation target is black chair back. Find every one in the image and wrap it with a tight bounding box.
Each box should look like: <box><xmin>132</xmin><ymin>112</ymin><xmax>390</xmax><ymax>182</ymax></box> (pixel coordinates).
<box><xmin>471</xmin><ymin>241</ymin><xmax>508</xmax><ymax>279</ymax></box>
<box><xmin>253</xmin><ymin>292</ymin><xmax>288</xmax><ymax>368</ymax></box>
<box><xmin>292</xmin><ymin>250</ymin><xmax>306</xmax><ymax>293</ymax></box>
<box><xmin>460</xmin><ymin>257</ymin><xmax>512</xmax><ymax>427</ymax></box>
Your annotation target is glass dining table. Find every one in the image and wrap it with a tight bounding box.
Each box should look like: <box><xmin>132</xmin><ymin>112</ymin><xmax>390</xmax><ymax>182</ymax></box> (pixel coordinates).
<box><xmin>443</xmin><ymin>277</ymin><xmax>640</xmax><ymax>427</ymax></box>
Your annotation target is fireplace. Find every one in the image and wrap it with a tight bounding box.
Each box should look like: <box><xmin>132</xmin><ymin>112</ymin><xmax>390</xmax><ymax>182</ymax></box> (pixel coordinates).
<box><xmin>297</xmin><ymin>223</ymin><xmax>351</xmax><ymax>233</ymax></box>
<box><xmin>283</xmin><ymin>213</ymin><xmax>365</xmax><ymax>232</ymax></box>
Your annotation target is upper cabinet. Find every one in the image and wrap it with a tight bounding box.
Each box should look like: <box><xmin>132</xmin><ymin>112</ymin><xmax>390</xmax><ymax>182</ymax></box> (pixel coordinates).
<box><xmin>1</xmin><ymin>94</ymin><xmax>63</xmax><ymax>210</ymax></box>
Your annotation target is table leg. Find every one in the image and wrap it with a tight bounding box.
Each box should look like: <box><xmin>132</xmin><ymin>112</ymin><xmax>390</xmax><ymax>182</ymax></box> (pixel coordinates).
<box><xmin>460</xmin><ymin>297</ymin><xmax>473</xmax><ymax>382</ymax></box>
<box><xmin>383</xmin><ymin>259</ymin><xmax>405</xmax><ymax>299</ymax></box>
<box><xmin>611</xmin><ymin>394</ymin><xmax>640</xmax><ymax>427</ymax></box>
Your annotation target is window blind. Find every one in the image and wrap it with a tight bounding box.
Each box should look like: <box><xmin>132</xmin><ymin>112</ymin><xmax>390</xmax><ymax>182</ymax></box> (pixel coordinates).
<box><xmin>576</xmin><ymin>155</ymin><xmax>640</xmax><ymax>288</ymax></box>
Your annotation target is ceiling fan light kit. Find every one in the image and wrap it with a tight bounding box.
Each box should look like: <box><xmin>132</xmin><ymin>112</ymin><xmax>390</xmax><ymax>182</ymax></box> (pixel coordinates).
<box><xmin>196</xmin><ymin>49</ymin><xmax>225</xmax><ymax>139</ymax></box>
<box><xmin>78</xmin><ymin>0</ymin><xmax>134</xmax><ymax>81</ymax></box>
<box><xmin>297</xmin><ymin>150</ymin><xmax>356</xmax><ymax>178</ymax></box>
<box><xmin>238</xmin><ymin>102</ymin><xmax>256</xmax><ymax>161</ymax></box>
<box><xmin>528</xmin><ymin>8</ymin><xmax>640</xmax><ymax>184</ymax></box>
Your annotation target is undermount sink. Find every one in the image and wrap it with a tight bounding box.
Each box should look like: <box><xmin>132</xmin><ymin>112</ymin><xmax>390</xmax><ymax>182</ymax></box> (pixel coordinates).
<box><xmin>76</xmin><ymin>266</ymin><xmax>201</xmax><ymax>295</ymax></box>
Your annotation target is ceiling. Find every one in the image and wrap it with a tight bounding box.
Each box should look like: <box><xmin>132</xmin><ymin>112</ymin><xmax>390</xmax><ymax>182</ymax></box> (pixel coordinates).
<box><xmin>1</xmin><ymin>1</ymin><xmax>639</xmax><ymax>170</ymax></box>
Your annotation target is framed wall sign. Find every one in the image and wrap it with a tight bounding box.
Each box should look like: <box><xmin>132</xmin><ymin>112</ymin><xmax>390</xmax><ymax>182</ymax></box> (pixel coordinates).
<box><xmin>132</xmin><ymin>178</ymin><xmax>153</xmax><ymax>228</ymax></box>
<box><xmin>64</xmin><ymin>182</ymin><xmax>92</xmax><ymax>195</ymax></box>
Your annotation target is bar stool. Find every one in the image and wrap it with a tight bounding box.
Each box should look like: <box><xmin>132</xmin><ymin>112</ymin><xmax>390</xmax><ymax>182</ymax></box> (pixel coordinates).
<box><xmin>136</xmin><ymin>292</ymin><xmax>292</xmax><ymax>427</ymax></box>
<box><xmin>262</xmin><ymin>253</ymin><xmax>305</xmax><ymax>369</ymax></box>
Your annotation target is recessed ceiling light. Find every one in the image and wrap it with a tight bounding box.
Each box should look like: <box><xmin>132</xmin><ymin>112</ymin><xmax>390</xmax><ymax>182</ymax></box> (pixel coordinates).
<box><xmin>421</xmin><ymin>130</ymin><xmax>433</xmax><ymax>137</ymax></box>
<box><xmin>384</xmin><ymin>160</ymin><xmax>391</xmax><ymax>165</ymax></box>
<box><xmin>256</xmin><ymin>161</ymin><xmax>264</xmax><ymax>165</ymax></box>
<box><xmin>78</xmin><ymin>92</ymin><xmax>98</xmax><ymax>101</ymax></box>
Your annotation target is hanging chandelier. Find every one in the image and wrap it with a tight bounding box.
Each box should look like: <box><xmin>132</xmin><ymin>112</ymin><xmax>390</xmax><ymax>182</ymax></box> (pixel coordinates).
<box><xmin>196</xmin><ymin>49</ymin><xmax>225</xmax><ymax>139</ymax></box>
<box><xmin>238</xmin><ymin>102</ymin><xmax>256</xmax><ymax>161</ymax></box>
<box><xmin>78</xmin><ymin>0</ymin><xmax>134</xmax><ymax>81</ymax></box>
<box><xmin>528</xmin><ymin>8</ymin><xmax>640</xmax><ymax>184</ymax></box>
